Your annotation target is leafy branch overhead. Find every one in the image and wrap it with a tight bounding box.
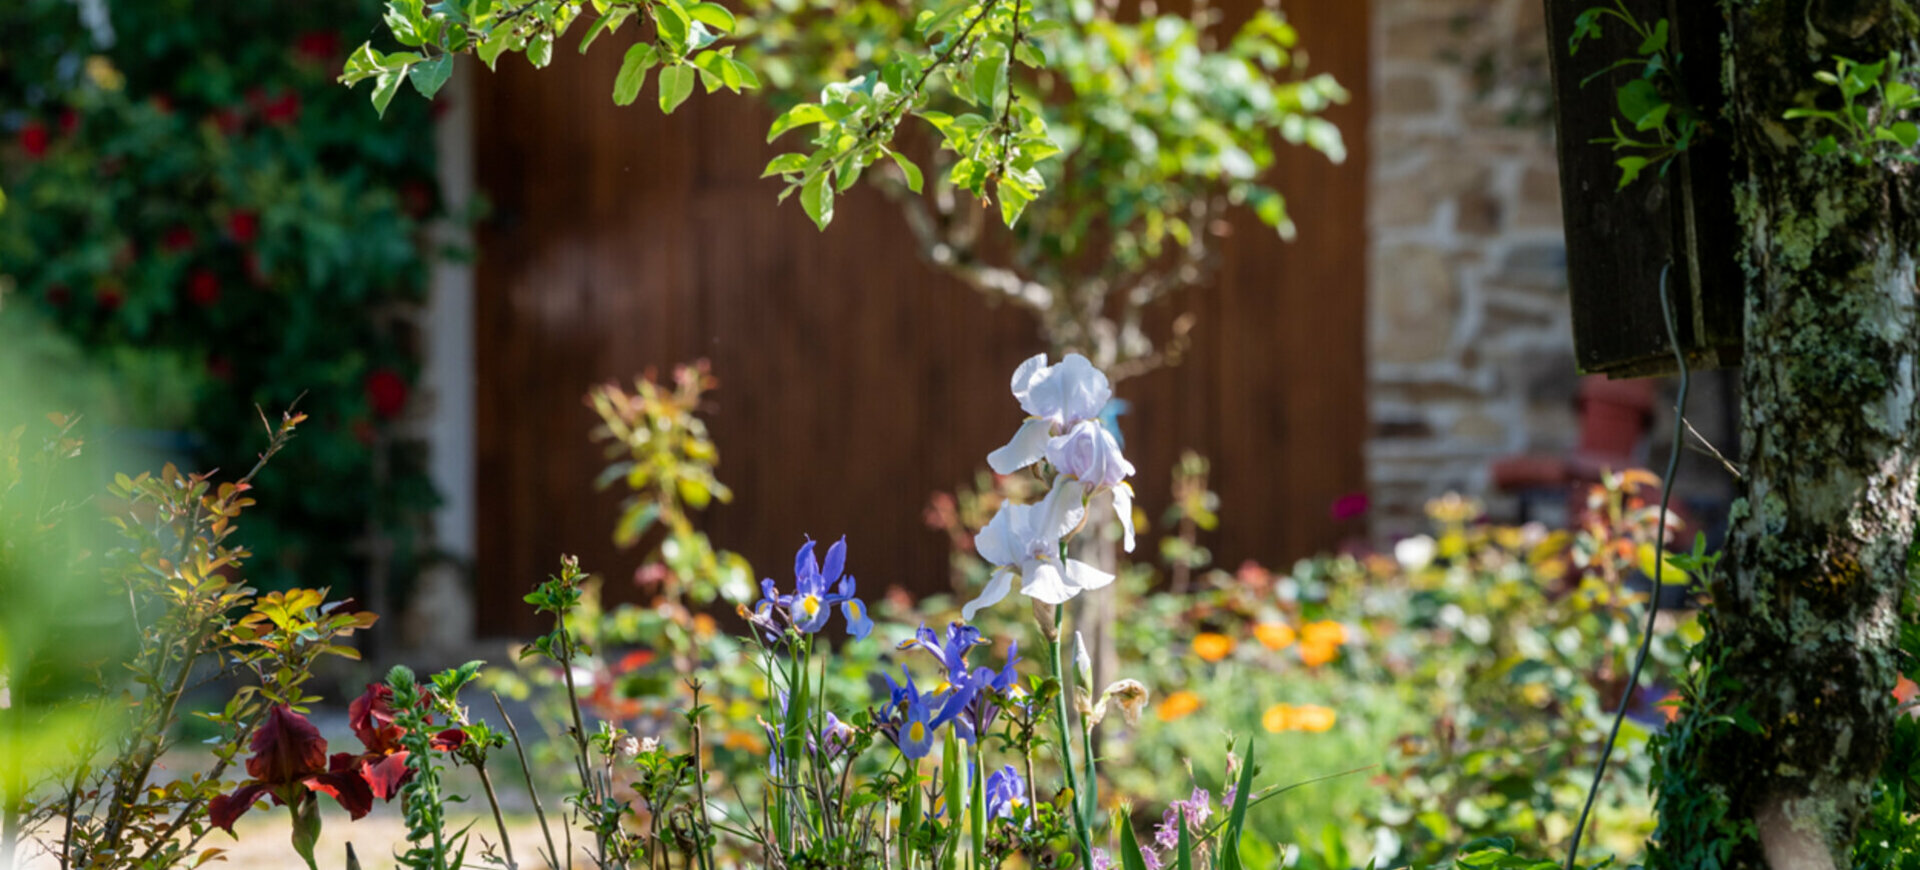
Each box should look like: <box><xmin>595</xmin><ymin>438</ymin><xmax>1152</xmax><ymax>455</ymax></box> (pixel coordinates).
<box><xmin>340</xmin><ymin>0</ymin><xmax>1345</xmax><ymax>237</ymax></box>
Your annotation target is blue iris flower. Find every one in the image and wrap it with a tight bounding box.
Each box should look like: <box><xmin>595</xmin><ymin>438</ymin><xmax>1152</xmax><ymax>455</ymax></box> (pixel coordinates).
<box><xmin>879</xmin><ymin>669</ymin><xmax>977</xmax><ymax>760</ymax></box>
<box><xmin>985</xmin><ymin>764</ymin><xmax>1028</xmax><ymax>823</ymax></box>
<box><xmin>756</xmin><ymin>536</ymin><xmax>870</xmax><ymax>639</ymax></box>
<box><xmin>897</xmin><ymin>621</ymin><xmax>989</xmax><ymax>689</ymax></box>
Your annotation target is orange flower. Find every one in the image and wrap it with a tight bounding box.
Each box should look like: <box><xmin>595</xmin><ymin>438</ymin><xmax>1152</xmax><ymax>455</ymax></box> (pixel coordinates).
<box><xmin>1300</xmin><ymin>620</ymin><xmax>1348</xmax><ymax>647</ymax></box>
<box><xmin>1157</xmin><ymin>690</ymin><xmax>1203</xmax><ymax>722</ymax></box>
<box><xmin>1191</xmin><ymin>632</ymin><xmax>1236</xmax><ymax>663</ymax></box>
<box><xmin>1252</xmin><ymin>622</ymin><xmax>1297</xmax><ymax>651</ymax></box>
<box><xmin>1262</xmin><ymin>703</ymin><xmax>1337</xmax><ymax>733</ymax></box>
<box><xmin>1298</xmin><ymin>641</ymin><xmax>1338</xmax><ymax>668</ymax></box>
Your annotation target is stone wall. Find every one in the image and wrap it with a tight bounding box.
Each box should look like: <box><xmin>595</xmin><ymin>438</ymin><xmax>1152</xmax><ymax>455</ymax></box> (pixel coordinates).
<box><xmin>1367</xmin><ymin>0</ymin><xmax>1583</xmax><ymax>536</ymax></box>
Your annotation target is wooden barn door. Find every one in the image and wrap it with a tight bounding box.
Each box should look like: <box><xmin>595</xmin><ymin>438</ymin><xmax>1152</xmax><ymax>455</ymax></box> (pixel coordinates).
<box><xmin>470</xmin><ymin>0</ymin><xmax>1370</xmax><ymax>636</ymax></box>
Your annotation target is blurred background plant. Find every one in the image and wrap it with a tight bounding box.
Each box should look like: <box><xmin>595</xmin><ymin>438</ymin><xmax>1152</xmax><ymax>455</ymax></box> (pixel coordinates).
<box><xmin>0</xmin><ymin>0</ymin><xmax>442</xmax><ymax>607</ymax></box>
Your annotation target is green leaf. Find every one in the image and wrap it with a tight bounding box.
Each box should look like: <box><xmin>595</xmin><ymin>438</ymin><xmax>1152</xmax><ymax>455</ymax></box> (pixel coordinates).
<box><xmin>1175</xmin><ymin>807</ymin><xmax>1193</xmax><ymax>870</ymax></box>
<box><xmin>1634</xmin><ymin>101</ymin><xmax>1670</xmax><ymax>133</ymax></box>
<box><xmin>1615</xmin><ymin>156</ymin><xmax>1649</xmax><ymax>190</ymax></box>
<box><xmin>762</xmin><ymin>153</ymin><xmax>810</xmax><ymax>177</ymax></box>
<box><xmin>727</xmin><ymin>58</ymin><xmax>761</xmax><ymax>89</ymax></box>
<box><xmin>578</xmin><ymin>7</ymin><xmax>634</xmax><ymax>54</ymax></box>
<box><xmin>997</xmin><ymin>177</ymin><xmax>1032</xmax><ymax>226</ymax></box>
<box><xmin>1118</xmin><ymin>815</ymin><xmax>1150</xmax><ymax>870</ymax></box>
<box><xmin>888</xmin><ymin>150</ymin><xmax>924</xmax><ymax>193</ymax></box>
<box><xmin>477</xmin><ymin>27</ymin><xmax>513</xmax><ymax>69</ymax></box>
<box><xmin>1219</xmin><ymin>739</ymin><xmax>1260</xmax><ymax>870</ymax></box>
<box><xmin>972</xmin><ymin>51</ymin><xmax>1007</xmax><ymax>110</ymax></box>
<box><xmin>371</xmin><ymin>67</ymin><xmax>408</xmax><ymax>118</ymax></box>
<box><xmin>526</xmin><ymin>31</ymin><xmax>554</xmax><ymax>68</ymax></box>
<box><xmin>1637</xmin><ymin>18</ymin><xmax>1669</xmax><ymax>56</ymax></box>
<box><xmin>1616</xmin><ymin>78</ymin><xmax>1664</xmax><ymax>128</ymax></box>
<box><xmin>767</xmin><ymin>103</ymin><xmax>831</xmax><ymax>141</ymax></box>
<box><xmin>409</xmin><ymin>54</ymin><xmax>454</xmax><ymax>99</ymax></box>
<box><xmin>658</xmin><ymin>64</ymin><xmax>696</xmax><ymax>113</ymax></box>
<box><xmin>653</xmin><ymin>0</ymin><xmax>691</xmax><ymax>53</ymax></box>
<box><xmin>613</xmin><ymin>44</ymin><xmax>658</xmax><ymax>105</ymax></box>
<box><xmin>801</xmin><ymin>172</ymin><xmax>835</xmax><ymax>230</ymax></box>
<box><xmin>686</xmin><ymin>2</ymin><xmax>736</xmax><ymax>32</ymax></box>
<box><xmin>1880</xmin><ymin>121</ymin><xmax>1920</xmax><ymax>149</ymax></box>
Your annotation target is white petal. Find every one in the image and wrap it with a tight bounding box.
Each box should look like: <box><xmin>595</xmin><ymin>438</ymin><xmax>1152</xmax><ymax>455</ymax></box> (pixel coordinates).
<box><xmin>1021</xmin><ymin>559</ymin><xmax>1077</xmax><ymax>604</ymax></box>
<box><xmin>962</xmin><ymin>569</ymin><xmax>1016</xmax><ymax>622</ymax></box>
<box><xmin>1008</xmin><ymin>354</ymin><xmax>1049</xmax><ymax>415</ymax></box>
<box><xmin>1111</xmin><ymin>482</ymin><xmax>1136</xmax><ymax>553</ymax></box>
<box><xmin>1055</xmin><ymin>354</ymin><xmax>1112</xmax><ymax>424</ymax></box>
<box><xmin>973</xmin><ymin>503</ymin><xmax>1026</xmax><ymax>568</ymax></box>
<box><xmin>1064</xmin><ymin>558</ymin><xmax>1114</xmax><ymax>591</ymax></box>
<box><xmin>1038</xmin><ymin>476</ymin><xmax>1087</xmax><ymax>543</ymax></box>
<box><xmin>987</xmin><ymin>418</ymin><xmax>1052</xmax><ymax>475</ymax></box>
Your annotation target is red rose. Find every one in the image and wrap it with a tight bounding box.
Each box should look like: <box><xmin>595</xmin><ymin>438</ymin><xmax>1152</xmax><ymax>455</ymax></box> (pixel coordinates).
<box><xmin>187</xmin><ymin>269</ymin><xmax>221</xmax><ymax>307</ymax></box>
<box><xmin>365</xmin><ymin>369</ymin><xmax>409</xmax><ymax>420</ymax></box>
<box><xmin>162</xmin><ymin>225</ymin><xmax>196</xmax><ymax>254</ymax></box>
<box><xmin>20</xmin><ymin>121</ymin><xmax>47</xmax><ymax>159</ymax></box>
<box><xmin>228</xmin><ymin>210</ymin><xmax>259</xmax><ymax>245</ymax></box>
<box><xmin>263</xmin><ymin>92</ymin><xmax>301</xmax><ymax>126</ymax></box>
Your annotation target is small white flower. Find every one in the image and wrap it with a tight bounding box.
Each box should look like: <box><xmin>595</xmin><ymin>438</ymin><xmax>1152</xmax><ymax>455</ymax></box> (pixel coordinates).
<box><xmin>1393</xmin><ymin>534</ymin><xmax>1437</xmax><ymax>571</ymax></box>
<box><xmin>1046</xmin><ymin>420</ymin><xmax>1136</xmax><ymax>550</ymax></box>
<box><xmin>962</xmin><ymin>478</ymin><xmax>1114</xmax><ymax>621</ymax></box>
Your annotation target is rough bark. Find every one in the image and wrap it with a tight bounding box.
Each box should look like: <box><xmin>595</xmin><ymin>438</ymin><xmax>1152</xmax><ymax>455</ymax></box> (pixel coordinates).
<box><xmin>1651</xmin><ymin>2</ymin><xmax>1920</xmax><ymax>867</ymax></box>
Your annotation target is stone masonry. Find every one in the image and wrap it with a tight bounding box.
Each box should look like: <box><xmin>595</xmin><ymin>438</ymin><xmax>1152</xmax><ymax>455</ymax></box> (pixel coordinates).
<box><xmin>1367</xmin><ymin>0</ymin><xmax>1585</xmax><ymax>537</ymax></box>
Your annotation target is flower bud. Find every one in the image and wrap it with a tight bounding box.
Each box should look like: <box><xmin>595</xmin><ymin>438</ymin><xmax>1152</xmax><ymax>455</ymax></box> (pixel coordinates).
<box><xmin>1073</xmin><ymin>631</ymin><xmax>1094</xmax><ymax>689</ymax></box>
<box><xmin>1032</xmin><ymin>599</ymin><xmax>1059</xmax><ymax>641</ymax></box>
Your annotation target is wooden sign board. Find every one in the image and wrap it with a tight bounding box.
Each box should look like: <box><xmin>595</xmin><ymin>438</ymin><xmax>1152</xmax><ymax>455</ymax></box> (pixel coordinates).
<box><xmin>1541</xmin><ymin>0</ymin><xmax>1743</xmax><ymax>378</ymax></box>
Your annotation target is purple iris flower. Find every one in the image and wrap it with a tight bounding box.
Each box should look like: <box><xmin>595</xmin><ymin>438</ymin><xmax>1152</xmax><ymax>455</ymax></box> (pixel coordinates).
<box><xmin>898</xmin><ymin>621</ymin><xmax>989</xmax><ymax>688</ymax></box>
<box><xmin>877</xmin><ymin>669</ymin><xmax>977</xmax><ymax>760</ymax></box>
<box><xmin>756</xmin><ymin>537</ymin><xmax>871</xmax><ymax>638</ymax></box>
<box><xmin>984</xmin><ymin>764</ymin><xmax>1027</xmax><ymax>823</ymax></box>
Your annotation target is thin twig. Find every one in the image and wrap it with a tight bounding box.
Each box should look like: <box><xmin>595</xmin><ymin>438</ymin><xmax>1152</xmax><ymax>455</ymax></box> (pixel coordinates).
<box><xmin>494</xmin><ymin>692</ymin><xmax>563</xmax><ymax>870</ymax></box>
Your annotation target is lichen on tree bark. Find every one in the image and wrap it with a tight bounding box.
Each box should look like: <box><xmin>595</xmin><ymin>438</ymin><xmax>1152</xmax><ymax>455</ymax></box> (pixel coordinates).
<box><xmin>1649</xmin><ymin>2</ymin><xmax>1920</xmax><ymax>868</ymax></box>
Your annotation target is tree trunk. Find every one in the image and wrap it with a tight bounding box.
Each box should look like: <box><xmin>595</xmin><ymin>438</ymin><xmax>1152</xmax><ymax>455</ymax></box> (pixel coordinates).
<box><xmin>1652</xmin><ymin>3</ymin><xmax>1920</xmax><ymax>867</ymax></box>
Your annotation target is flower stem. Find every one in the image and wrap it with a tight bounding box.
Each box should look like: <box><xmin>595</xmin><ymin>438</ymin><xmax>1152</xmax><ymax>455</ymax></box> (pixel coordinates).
<box><xmin>1047</xmin><ymin>608</ymin><xmax>1094</xmax><ymax>869</ymax></box>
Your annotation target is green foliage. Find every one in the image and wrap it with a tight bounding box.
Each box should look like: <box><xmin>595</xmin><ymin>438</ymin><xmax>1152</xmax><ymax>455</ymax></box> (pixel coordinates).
<box><xmin>1567</xmin><ymin>1</ymin><xmax>1700</xmax><ymax>189</ymax></box>
<box><xmin>586</xmin><ymin>361</ymin><xmax>754</xmax><ymax>607</ymax></box>
<box><xmin>1782</xmin><ymin>52</ymin><xmax>1920</xmax><ymax>166</ymax></box>
<box><xmin>0</xmin><ymin>0</ymin><xmax>441</xmax><ymax>602</ymax></box>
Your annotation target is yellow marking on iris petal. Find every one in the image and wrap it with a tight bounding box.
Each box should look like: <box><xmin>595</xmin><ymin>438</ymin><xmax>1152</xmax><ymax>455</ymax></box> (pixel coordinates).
<box><xmin>909</xmin><ymin>722</ymin><xmax>927</xmax><ymax>743</ymax></box>
<box><xmin>848</xmin><ymin>602</ymin><xmax>864</xmax><ymax>619</ymax></box>
<box><xmin>801</xmin><ymin>596</ymin><xmax>820</xmax><ymax>617</ymax></box>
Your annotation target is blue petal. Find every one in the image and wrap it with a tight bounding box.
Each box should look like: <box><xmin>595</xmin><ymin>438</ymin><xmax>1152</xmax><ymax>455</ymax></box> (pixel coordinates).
<box><xmin>793</xmin><ymin>538</ymin><xmax>817</xmax><ymax>584</ymax></box>
<box><xmin>823</xmin><ymin>536</ymin><xmax>847</xmax><ymax>585</ymax></box>
<box><xmin>842</xmin><ymin>598</ymin><xmax>874</xmax><ymax>640</ymax></box>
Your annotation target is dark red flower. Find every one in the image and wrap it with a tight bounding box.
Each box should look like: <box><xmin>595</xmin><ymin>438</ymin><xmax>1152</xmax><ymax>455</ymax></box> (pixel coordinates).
<box><xmin>348</xmin><ymin>683</ymin><xmax>406</xmax><ymax>754</ymax></box>
<box><xmin>365</xmin><ymin>369</ymin><xmax>409</xmax><ymax>420</ymax></box>
<box><xmin>295</xmin><ymin>31</ymin><xmax>343</xmax><ymax>64</ymax></box>
<box><xmin>187</xmin><ymin>269</ymin><xmax>221</xmax><ymax>307</ymax></box>
<box><xmin>1329</xmin><ymin>491</ymin><xmax>1369</xmax><ymax>522</ymax></box>
<box><xmin>429</xmin><ymin>728</ymin><xmax>469</xmax><ymax>753</ymax></box>
<box><xmin>263</xmin><ymin>92</ymin><xmax>301</xmax><ymax>126</ymax></box>
<box><xmin>162</xmin><ymin>225</ymin><xmax>196</xmax><ymax>254</ymax></box>
<box><xmin>208</xmin><ymin>705</ymin><xmax>376</xmax><ymax>835</ymax></box>
<box><xmin>20</xmin><ymin>122</ymin><xmax>48</xmax><ymax>159</ymax></box>
<box><xmin>228</xmin><ymin>210</ymin><xmax>259</xmax><ymax>245</ymax></box>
